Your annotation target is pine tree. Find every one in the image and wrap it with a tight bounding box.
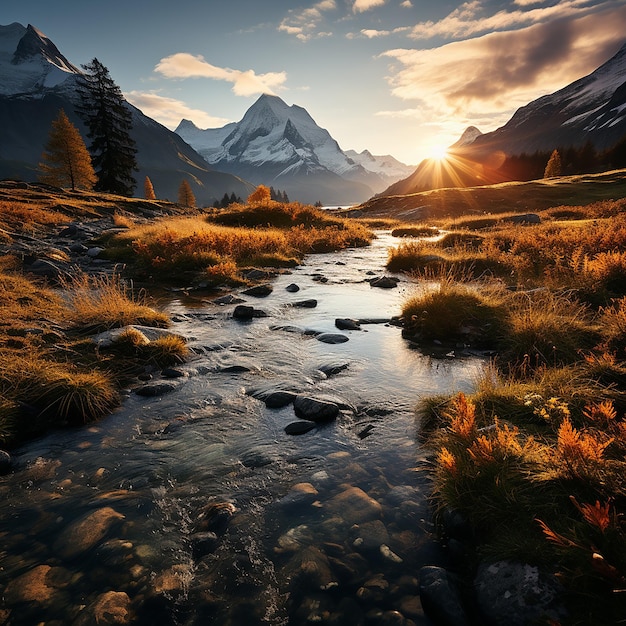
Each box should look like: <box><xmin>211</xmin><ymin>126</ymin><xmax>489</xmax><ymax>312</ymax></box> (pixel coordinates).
<box><xmin>144</xmin><ymin>176</ymin><xmax>156</xmax><ymax>200</ymax></box>
<box><xmin>77</xmin><ymin>58</ymin><xmax>138</xmax><ymax>196</ymax></box>
<box><xmin>544</xmin><ymin>149</ymin><xmax>562</xmax><ymax>178</ymax></box>
<box><xmin>39</xmin><ymin>109</ymin><xmax>97</xmax><ymax>191</ymax></box>
<box><xmin>178</xmin><ymin>180</ymin><xmax>196</xmax><ymax>207</ymax></box>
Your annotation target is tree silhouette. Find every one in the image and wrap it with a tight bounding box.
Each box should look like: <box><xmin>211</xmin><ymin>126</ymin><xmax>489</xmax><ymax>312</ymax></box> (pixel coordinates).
<box><xmin>544</xmin><ymin>149</ymin><xmax>562</xmax><ymax>178</ymax></box>
<box><xmin>144</xmin><ymin>176</ymin><xmax>156</xmax><ymax>200</ymax></box>
<box><xmin>178</xmin><ymin>180</ymin><xmax>196</xmax><ymax>207</ymax></box>
<box><xmin>39</xmin><ymin>109</ymin><xmax>96</xmax><ymax>191</ymax></box>
<box><xmin>77</xmin><ymin>58</ymin><xmax>138</xmax><ymax>196</ymax></box>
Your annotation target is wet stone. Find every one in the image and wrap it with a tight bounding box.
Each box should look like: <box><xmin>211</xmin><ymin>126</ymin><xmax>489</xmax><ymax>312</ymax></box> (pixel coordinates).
<box><xmin>285</xmin><ymin>283</ymin><xmax>300</xmax><ymax>292</ymax></box>
<box><xmin>335</xmin><ymin>318</ymin><xmax>361</xmax><ymax>330</ymax></box>
<box><xmin>318</xmin><ymin>361</ymin><xmax>350</xmax><ymax>377</ymax></box>
<box><xmin>265</xmin><ymin>390</ymin><xmax>297</xmax><ymax>408</ymax></box>
<box><xmin>161</xmin><ymin>367</ymin><xmax>186</xmax><ymax>378</ymax></box>
<box><xmin>285</xmin><ymin>421</ymin><xmax>317</xmax><ymax>435</ymax></box>
<box><xmin>240</xmin><ymin>446</ymin><xmax>276</xmax><ymax>468</ymax></box>
<box><xmin>327</xmin><ymin>486</ymin><xmax>383</xmax><ymax>525</ymax></box>
<box><xmin>316</xmin><ymin>332</ymin><xmax>349</xmax><ymax>344</ymax></box>
<box><xmin>369</xmin><ymin>276</ymin><xmax>399</xmax><ymax>289</ymax></box>
<box><xmin>135</xmin><ymin>381</ymin><xmax>181</xmax><ymax>397</ymax></box>
<box><xmin>294</xmin><ymin>395</ymin><xmax>340</xmax><ymax>423</ymax></box>
<box><xmin>351</xmin><ymin>519</ymin><xmax>390</xmax><ymax>552</ymax></box>
<box><xmin>419</xmin><ymin>566</ymin><xmax>470</xmax><ymax>626</ymax></box>
<box><xmin>190</xmin><ymin>531</ymin><xmax>220</xmax><ymax>558</ymax></box>
<box><xmin>242</xmin><ymin>283</ymin><xmax>273</xmax><ymax>297</ymax></box>
<box><xmin>74</xmin><ymin>591</ymin><xmax>132</xmax><ymax>626</ymax></box>
<box><xmin>232</xmin><ymin>304</ymin><xmax>267</xmax><ymax>319</ymax></box>
<box><xmin>290</xmin><ymin>299</ymin><xmax>318</xmax><ymax>308</ymax></box>
<box><xmin>212</xmin><ymin>293</ymin><xmax>245</xmax><ymax>305</ymax></box>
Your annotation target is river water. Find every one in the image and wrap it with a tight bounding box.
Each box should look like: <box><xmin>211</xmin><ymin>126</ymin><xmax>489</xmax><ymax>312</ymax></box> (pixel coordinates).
<box><xmin>0</xmin><ymin>232</ymin><xmax>485</xmax><ymax>626</ymax></box>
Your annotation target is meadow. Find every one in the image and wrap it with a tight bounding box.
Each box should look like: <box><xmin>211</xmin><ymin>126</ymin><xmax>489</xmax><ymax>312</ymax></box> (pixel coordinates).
<box><xmin>388</xmin><ymin>196</ymin><xmax>626</xmax><ymax>623</ymax></box>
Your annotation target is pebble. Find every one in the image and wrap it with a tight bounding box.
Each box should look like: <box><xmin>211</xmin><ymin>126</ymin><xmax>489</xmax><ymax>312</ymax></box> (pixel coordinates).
<box><xmin>316</xmin><ymin>332</ymin><xmax>349</xmax><ymax>344</ymax></box>
<box><xmin>285</xmin><ymin>421</ymin><xmax>317</xmax><ymax>435</ymax></box>
<box><xmin>285</xmin><ymin>283</ymin><xmax>300</xmax><ymax>292</ymax></box>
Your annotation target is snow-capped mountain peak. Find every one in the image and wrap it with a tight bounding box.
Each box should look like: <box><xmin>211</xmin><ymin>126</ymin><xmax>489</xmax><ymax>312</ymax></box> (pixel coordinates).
<box><xmin>0</xmin><ymin>23</ymin><xmax>80</xmax><ymax>97</ymax></box>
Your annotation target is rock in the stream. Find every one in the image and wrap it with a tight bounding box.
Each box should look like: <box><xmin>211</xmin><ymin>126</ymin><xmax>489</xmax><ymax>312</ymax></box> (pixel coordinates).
<box><xmin>190</xmin><ymin>531</ymin><xmax>220</xmax><ymax>558</ymax></box>
<box><xmin>265</xmin><ymin>390</ymin><xmax>297</xmax><ymax>408</ymax></box>
<box><xmin>285</xmin><ymin>421</ymin><xmax>317</xmax><ymax>436</ymax></box>
<box><xmin>317</xmin><ymin>361</ymin><xmax>350</xmax><ymax>377</ymax></box>
<box><xmin>54</xmin><ymin>507</ymin><xmax>125</xmax><ymax>559</ymax></box>
<box><xmin>293</xmin><ymin>395</ymin><xmax>340</xmax><ymax>422</ymax></box>
<box><xmin>135</xmin><ymin>381</ymin><xmax>181</xmax><ymax>397</ymax></box>
<box><xmin>335</xmin><ymin>318</ymin><xmax>361</xmax><ymax>330</ymax></box>
<box><xmin>290</xmin><ymin>299</ymin><xmax>318</xmax><ymax>308</ymax></box>
<box><xmin>242</xmin><ymin>284</ymin><xmax>273</xmax><ymax>297</ymax></box>
<box><xmin>74</xmin><ymin>591</ymin><xmax>132</xmax><ymax>626</ymax></box>
<box><xmin>212</xmin><ymin>293</ymin><xmax>245</xmax><ymax>305</ymax></box>
<box><xmin>419</xmin><ymin>566</ymin><xmax>470</xmax><ymax>626</ymax></box>
<box><xmin>327</xmin><ymin>486</ymin><xmax>382</xmax><ymax>525</ymax></box>
<box><xmin>232</xmin><ymin>304</ymin><xmax>267</xmax><ymax>320</ymax></box>
<box><xmin>0</xmin><ymin>450</ymin><xmax>11</xmax><ymax>475</ymax></box>
<box><xmin>316</xmin><ymin>332</ymin><xmax>349</xmax><ymax>344</ymax></box>
<box><xmin>92</xmin><ymin>325</ymin><xmax>184</xmax><ymax>349</ymax></box>
<box><xmin>474</xmin><ymin>561</ymin><xmax>567</xmax><ymax>626</ymax></box>
<box><xmin>285</xmin><ymin>283</ymin><xmax>300</xmax><ymax>292</ymax></box>
<box><xmin>369</xmin><ymin>276</ymin><xmax>399</xmax><ymax>289</ymax></box>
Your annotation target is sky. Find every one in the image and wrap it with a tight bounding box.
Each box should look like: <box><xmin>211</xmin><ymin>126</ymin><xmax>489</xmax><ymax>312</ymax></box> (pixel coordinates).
<box><xmin>3</xmin><ymin>0</ymin><xmax>626</xmax><ymax>165</ymax></box>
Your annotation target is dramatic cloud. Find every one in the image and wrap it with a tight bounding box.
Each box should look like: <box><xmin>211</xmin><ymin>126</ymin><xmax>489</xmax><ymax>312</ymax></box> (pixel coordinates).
<box><xmin>154</xmin><ymin>53</ymin><xmax>287</xmax><ymax>96</ymax></box>
<box><xmin>353</xmin><ymin>0</ymin><xmax>386</xmax><ymax>12</ymax></box>
<box><xmin>409</xmin><ymin>0</ymin><xmax>614</xmax><ymax>40</ymax></box>
<box><xmin>278</xmin><ymin>0</ymin><xmax>337</xmax><ymax>41</ymax></box>
<box><xmin>125</xmin><ymin>91</ymin><xmax>230</xmax><ymax>130</ymax></box>
<box><xmin>400</xmin><ymin>1</ymin><xmax>413</xmax><ymax>7</ymax></box>
<box><xmin>381</xmin><ymin>5</ymin><xmax>626</xmax><ymax>124</ymax></box>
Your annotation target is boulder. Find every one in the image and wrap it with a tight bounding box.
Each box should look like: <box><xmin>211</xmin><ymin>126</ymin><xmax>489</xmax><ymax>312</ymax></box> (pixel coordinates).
<box><xmin>285</xmin><ymin>421</ymin><xmax>317</xmax><ymax>435</ymax></box>
<box><xmin>242</xmin><ymin>284</ymin><xmax>273</xmax><ymax>297</ymax></box>
<box><xmin>316</xmin><ymin>333</ymin><xmax>349</xmax><ymax>344</ymax></box>
<box><xmin>290</xmin><ymin>299</ymin><xmax>318</xmax><ymax>308</ymax></box>
<box><xmin>369</xmin><ymin>276</ymin><xmax>399</xmax><ymax>289</ymax></box>
<box><xmin>474</xmin><ymin>561</ymin><xmax>567</xmax><ymax>626</ymax></box>
<box><xmin>335</xmin><ymin>318</ymin><xmax>361</xmax><ymax>330</ymax></box>
<box><xmin>293</xmin><ymin>395</ymin><xmax>340</xmax><ymax>423</ymax></box>
<box><xmin>327</xmin><ymin>486</ymin><xmax>382</xmax><ymax>525</ymax></box>
<box><xmin>285</xmin><ymin>283</ymin><xmax>300</xmax><ymax>292</ymax></box>
<box><xmin>265</xmin><ymin>390</ymin><xmax>297</xmax><ymax>408</ymax></box>
<box><xmin>419</xmin><ymin>566</ymin><xmax>470</xmax><ymax>626</ymax></box>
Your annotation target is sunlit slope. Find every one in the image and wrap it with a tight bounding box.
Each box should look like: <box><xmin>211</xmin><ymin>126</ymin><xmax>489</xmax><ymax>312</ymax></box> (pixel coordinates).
<box><xmin>348</xmin><ymin>169</ymin><xmax>626</xmax><ymax>222</ymax></box>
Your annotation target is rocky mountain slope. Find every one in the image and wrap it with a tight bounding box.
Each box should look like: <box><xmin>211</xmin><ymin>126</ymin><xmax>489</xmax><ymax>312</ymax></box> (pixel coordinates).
<box><xmin>0</xmin><ymin>23</ymin><xmax>253</xmax><ymax>206</ymax></box>
<box><xmin>176</xmin><ymin>94</ymin><xmax>412</xmax><ymax>205</ymax></box>
<box><xmin>383</xmin><ymin>41</ymin><xmax>626</xmax><ymax>198</ymax></box>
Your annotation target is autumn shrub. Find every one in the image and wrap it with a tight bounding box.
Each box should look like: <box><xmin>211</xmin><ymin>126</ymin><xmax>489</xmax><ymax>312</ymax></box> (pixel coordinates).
<box><xmin>391</xmin><ymin>224</ymin><xmax>439</xmax><ymax>238</ymax></box>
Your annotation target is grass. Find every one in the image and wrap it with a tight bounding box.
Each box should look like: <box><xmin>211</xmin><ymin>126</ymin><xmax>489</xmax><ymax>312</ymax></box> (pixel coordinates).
<box><xmin>103</xmin><ymin>200</ymin><xmax>374</xmax><ymax>285</ymax></box>
<box><xmin>397</xmin><ymin>194</ymin><xmax>626</xmax><ymax>623</ymax></box>
<box><xmin>0</xmin><ymin>267</ymin><xmax>180</xmax><ymax>447</ymax></box>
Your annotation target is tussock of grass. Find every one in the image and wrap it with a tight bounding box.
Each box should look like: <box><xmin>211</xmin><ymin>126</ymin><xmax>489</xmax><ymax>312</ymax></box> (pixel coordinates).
<box><xmin>391</xmin><ymin>224</ymin><xmax>439</xmax><ymax>238</ymax></box>
<box><xmin>109</xmin><ymin>202</ymin><xmax>373</xmax><ymax>283</ymax></box>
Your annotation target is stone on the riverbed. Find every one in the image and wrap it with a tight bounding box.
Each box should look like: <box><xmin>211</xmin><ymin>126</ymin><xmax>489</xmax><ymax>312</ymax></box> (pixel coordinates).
<box><xmin>369</xmin><ymin>275</ymin><xmax>399</xmax><ymax>289</ymax></box>
<box><xmin>351</xmin><ymin>519</ymin><xmax>390</xmax><ymax>552</ymax></box>
<box><xmin>196</xmin><ymin>501</ymin><xmax>236</xmax><ymax>535</ymax></box>
<box><xmin>241</xmin><ymin>446</ymin><xmax>276</xmax><ymax>468</ymax></box>
<box><xmin>419</xmin><ymin>566</ymin><xmax>470</xmax><ymax>626</ymax></box>
<box><xmin>86</xmin><ymin>246</ymin><xmax>105</xmax><ymax>258</ymax></box>
<box><xmin>161</xmin><ymin>367</ymin><xmax>186</xmax><ymax>378</ymax></box>
<box><xmin>190</xmin><ymin>531</ymin><xmax>220</xmax><ymax>559</ymax></box>
<box><xmin>294</xmin><ymin>395</ymin><xmax>340</xmax><ymax>422</ymax></box>
<box><xmin>54</xmin><ymin>506</ymin><xmax>125</xmax><ymax>559</ymax></box>
<box><xmin>290</xmin><ymin>299</ymin><xmax>318</xmax><ymax>308</ymax></box>
<box><xmin>285</xmin><ymin>283</ymin><xmax>300</xmax><ymax>292</ymax></box>
<box><xmin>327</xmin><ymin>486</ymin><xmax>382</xmax><ymax>525</ymax></box>
<box><xmin>0</xmin><ymin>449</ymin><xmax>11</xmax><ymax>475</ymax></box>
<box><xmin>265</xmin><ymin>390</ymin><xmax>297</xmax><ymax>408</ymax></box>
<box><xmin>285</xmin><ymin>421</ymin><xmax>317</xmax><ymax>435</ymax></box>
<box><xmin>317</xmin><ymin>361</ymin><xmax>350</xmax><ymax>377</ymax></box>
<box><xmin>232</xmin><ymin>304</ymin><xmax>267</xmax><ymax>319</ymax></box>
<box><xmin>212</xmin><ymin>293</ymin><xmax>245</xmax><ymax>305</ymax></box>
<box><xmin>335</xmin><ymin>318</ymin><xmax>361</xmax><ymax>330</ymax></box>
<box><xmin>316</xmin><ymin>332</ymin><xmax>349</xmax><ymax>344</ymax></box>
<box><xmin>135</xmin><ymin>381</ymin><xmax>181</xmax><ymax>397</ymax></box>
<box><xmin>284</xmin><ymin>546</ymin><xmax>338</xmax><ymax>591</ymax></box>
<box><xmin>276</xmin><ymin>483</ymin><xmax>319</xmax><ymax>510</ymax></box>
<box><xmin>242</xmin><ymin>283</ymin><xmax>273</xmax><ymax>297</ymax></box>
<box><xmin>474</xmin><ymin>561</ymin><xmax>567</xmax><ymax>626</ymax></box>
<box><xmin>3</xmin><ymin>564</ymin><xmax>66</xmax><ymax>606</ymax></box>
<box><xmin>74</xmin><ymin>591</ymin><xmax>132</xmax><ymax>626</ymax></box>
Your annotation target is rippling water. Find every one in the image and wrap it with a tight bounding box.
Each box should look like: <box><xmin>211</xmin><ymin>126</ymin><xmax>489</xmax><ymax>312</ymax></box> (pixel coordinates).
<box><xmin>0</xmin><ymin>233</ymin><xmax>485</xmax><ymax>625</ymax></box>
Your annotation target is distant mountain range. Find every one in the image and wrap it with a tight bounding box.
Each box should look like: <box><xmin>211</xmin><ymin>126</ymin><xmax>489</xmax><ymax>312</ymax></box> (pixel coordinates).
<box><xmin>175</xmin><ymin>94</ymin><xmax>414</xmax><ymax>205</ymax></box>
<box><xmin>383</xmin><ymin>41</ymin><xmax>626</xmax><ymax>198</ymax></box>
<box><xmin>0</xmin><ymin>23</ymin><xmax>253</xmax><ymax>205</ymax></box>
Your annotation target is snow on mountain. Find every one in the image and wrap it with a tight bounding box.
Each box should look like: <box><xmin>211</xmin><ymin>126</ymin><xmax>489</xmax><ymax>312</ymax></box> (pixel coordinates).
<box><xmin>176</xmin><ymin>94</ymin><xmax>410</xmax><ymax>204</ymax></box>
<box><xmin>0</xmin><ymin>23</ymin><xmax>80</xmax><ymax>97</ymax></box>
<box><xmin>451</xmin><ymin>126</ymin><xmax>483</xmax><ymax>148</ymax></box>
<box><xmin>344</xmin><ymin>149</ymin><xmax>415</xmax><ymax>185</ymax></box>
<box><xmin>0</xmin><ymin>22</ymin><xmax>253</xmax><ymax>205</ymax></box>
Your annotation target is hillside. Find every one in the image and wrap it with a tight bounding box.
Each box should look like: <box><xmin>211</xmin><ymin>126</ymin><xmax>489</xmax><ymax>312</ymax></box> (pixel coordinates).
<box><xmin>347</xmin><ymin>169</ymin><xmax>626</xmax><ymax>222</ymax></box>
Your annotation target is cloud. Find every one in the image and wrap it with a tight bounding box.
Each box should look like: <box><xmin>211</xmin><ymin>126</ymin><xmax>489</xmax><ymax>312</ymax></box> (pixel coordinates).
<box><xmin>400</xmin><ymin>1</ymin><xmax>413</xmax><ymax>7</ymax></box>
<box><xmin>380</xmin><ymin>4</ymin><xmax>626</xmax><ymax>125</ymax></box>
<box><xmin>154</xmin><ymin>53</ymin><xmax>287</xmax><ymax>96</ymax></box>
<box><xmin>409</xmin><ymin>0</ymin><xmax>612</xmax><ymax>40</ymax></box>
<box><xmin>361</xmin><ymin>29</ymin><xmax>391</xmax><ymax>38</ymax></box>
<box><xmin>125</xmin><ymin>91</ymin><xmax>230</xmax><ymax>130</ymax></box>
<box><xmin>279</xmin><ymin>0</ymin><xmax>337</xmax><ymax>41</ymax></box>
<box><xmin>353</xmin><ymin>0</ymin><xmax>386</xmax><ymax>12</ymax></box>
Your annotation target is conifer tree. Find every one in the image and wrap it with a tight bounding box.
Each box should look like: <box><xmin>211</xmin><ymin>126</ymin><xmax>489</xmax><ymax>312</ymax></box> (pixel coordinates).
<box><xmin>39</xmin><ymin>109</ymin><xmax>97</xmax><ymax>191</ymax></box>
<box><xmin>544</xmin><ymin>149</ymin><xmax>562</xmax><ymax>178</ymax></box>
<box><xmin>144</xmin><ymin>176</ymin><xmax>156</xmax><ymax>200</ymax></box>
<box><xmin>77</xmin><ymin>58</ymin><xmax>138</xmax><ymax>196</ymax></box>
<box><xmin>178</xmin><ymin>180</ymin><xmax>196</xmax><ymax>207</ymax></box>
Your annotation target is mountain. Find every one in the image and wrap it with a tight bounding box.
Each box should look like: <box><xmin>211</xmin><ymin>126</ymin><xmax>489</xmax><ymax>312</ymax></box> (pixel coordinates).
<box><xmin>381</xmin><ymin>42</ymin><xmax>626</xmax><ymax>198</ymax></box>
<box><xmin>176</xmin><ymin>94</ymin><xmax>411</xmax><ymax>205</ymax></box>
<box><xmin>0</xmin><ymin>23</ymin><xmax>253</xmax><ymax>205</ymax></box>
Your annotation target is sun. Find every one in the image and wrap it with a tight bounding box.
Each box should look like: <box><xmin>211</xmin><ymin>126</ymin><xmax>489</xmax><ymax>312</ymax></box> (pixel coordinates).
<box><xmin>428</xmin><ymin>143</ymin><xmax>450</xmax><ymax>161</ymax></box>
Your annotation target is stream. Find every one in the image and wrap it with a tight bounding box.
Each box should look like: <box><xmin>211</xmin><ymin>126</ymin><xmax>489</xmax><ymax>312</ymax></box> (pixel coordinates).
<box><xmin>0</xmin><ymin>232</ymin><xmax>486</xmax><ymax>626</ymax></box>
